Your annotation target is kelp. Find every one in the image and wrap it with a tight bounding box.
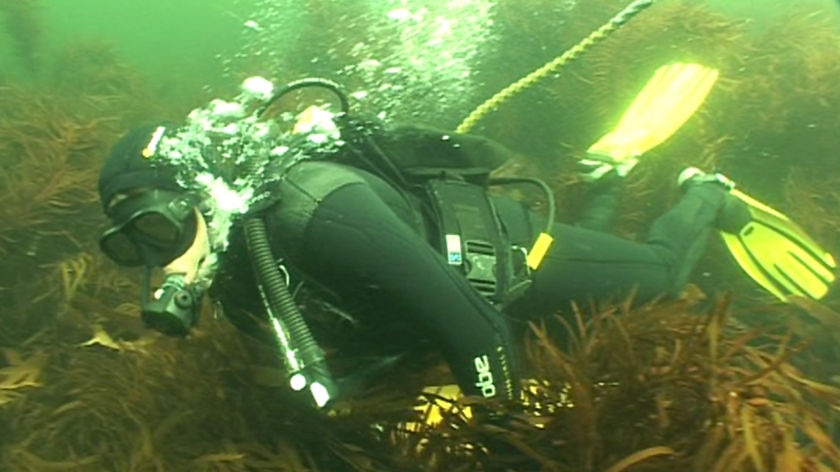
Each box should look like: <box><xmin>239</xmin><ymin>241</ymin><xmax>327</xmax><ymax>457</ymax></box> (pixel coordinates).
<box><xmin>0</xmin><ymin>313</ymin><xmax>443</xmax><ymax>472</ymax></box>
<box><xmin>380</xmin><ymin>292</ymin><xmax>840</xmax><ymax>472</ymax></box>
<box><xmin>8</xmin><ymin>296</ymin><xmax>838</xmax><ymax>471</ymax></box>
<box><xmin>0</xmin><ymin>349</ymin><xmax>45</xmax><ymax>407</ymax></box>
<box><xmin>2</xmin><ymin>1</ymin><xmax>840</xmax><ymax>470</ymax></box>
<box><xmin>0</xmin><ymin>39</ymin><xmax>174</xmax><ymax>345</ymax></box>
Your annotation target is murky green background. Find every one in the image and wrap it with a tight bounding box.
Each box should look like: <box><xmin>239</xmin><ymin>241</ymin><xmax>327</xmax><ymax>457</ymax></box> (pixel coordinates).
<box><xmin>2</xmin><ymin>3</ymin><xmax>840</xmax><ymax>468</ymax></box>
<box><xmin>2</xmin><ymin>0</ymin><xmax>838</xmax><ymax>89</ymax></box>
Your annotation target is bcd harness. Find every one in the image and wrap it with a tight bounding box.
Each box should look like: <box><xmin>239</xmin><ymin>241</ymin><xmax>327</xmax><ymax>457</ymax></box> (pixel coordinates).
<box><xmin>253</xmin><ymin>80</ymin><xmax>555</xmax><ymax>308</ymax></box>
<box><xmin>333</xmin><ymin>121</ymin><xmax>555</xmax><ymax>308</ymax></box>
<box><xmin>424</xmin><ymin>175</ymin><xmax>532</xmax><ymax>307</ymax></box>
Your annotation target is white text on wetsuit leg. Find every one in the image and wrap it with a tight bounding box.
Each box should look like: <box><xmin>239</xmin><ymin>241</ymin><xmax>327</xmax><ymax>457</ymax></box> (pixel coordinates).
<box><xmin>474</xmin><ymin>355</ymin><xmax>497</xmax><ymax>398</ymax></box>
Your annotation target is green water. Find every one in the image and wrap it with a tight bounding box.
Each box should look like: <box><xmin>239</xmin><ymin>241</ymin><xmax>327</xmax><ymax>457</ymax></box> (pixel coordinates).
<box><xmin>0</xmin><ymin>0</ymin><xmax>253</xmax><ymax>89</ymax></box>
<box><xmin>708</xmin><ymin>0</ymin><xmax>838</xmax><ymax>18</ymax></box>
<box><xmin>46</xmin><ymin>0</ymin><xmax>252</xmax><ymax>78</ymax></box>
<box><xmin>3</xmin><ymin>0</ymin><xmax>838</xmax><ymax>91</ymax></box>
<box><xmin>1</xmin><ymin>3</ymin><xmax>839</xmax><ymax>466</ymax></box>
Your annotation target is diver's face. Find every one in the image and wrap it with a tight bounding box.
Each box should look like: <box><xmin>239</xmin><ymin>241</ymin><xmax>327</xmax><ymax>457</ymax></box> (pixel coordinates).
<box><xmin>162</xmin><ymin>209</ymin><xmax>210</xmax><ymax>284</ymax></box>
<box><xmin>99</xmin><ymin>189</ymin><xmax>199</xmax><ymax>267</ymax></box>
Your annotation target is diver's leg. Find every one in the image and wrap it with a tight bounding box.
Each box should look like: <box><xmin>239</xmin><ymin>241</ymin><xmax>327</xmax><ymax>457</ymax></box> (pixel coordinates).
<box><xmin>508</xmin><ymin>181</ymin><xmax>729</xmax><ymax>317</ymax></box>
<box><xmin>575</xmin><ymin>174</ymin><xmax>625</xmax><ymax>232</ymax></box>
<box><xmin>270</xmin><ymin>162</ymin><xmax>519</xmax><ymax>400</ymax></box>
<box><xmin>518</xmin><ymin>223</ymin><xmax>675</xmax><ymax>316</ymax></box>
<box><xmin>644</xmin><ymin>181</ymin><xmax>729</xmax><ymax>292</ymax></box>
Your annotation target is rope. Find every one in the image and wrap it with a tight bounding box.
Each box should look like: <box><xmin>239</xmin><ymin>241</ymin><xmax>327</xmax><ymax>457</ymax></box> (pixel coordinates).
<box><xmin>455</xmin><ymin>0</ymin><xmax>655</xmax><ymax>134</ymax></box>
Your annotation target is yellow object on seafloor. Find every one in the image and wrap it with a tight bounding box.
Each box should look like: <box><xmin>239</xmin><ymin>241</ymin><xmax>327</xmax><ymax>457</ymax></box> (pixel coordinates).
<box><xmin>720</xmin><ymin>188</ymin><xmax>837</xmax><ymax>302</ymax></box>
<box><xmin>406</xmin><ymin>380</ymin><xmax>573</xmax><ymax>430</ymax></box>
<box><xmin>408</xmin><ymin>384</ymin><xmax>470</xmax><ymax>430</ymax></box>
<box><xmin>586</xmin><ymin>63</ymin><xmax>719</xmax><ymax>173</ymax></box>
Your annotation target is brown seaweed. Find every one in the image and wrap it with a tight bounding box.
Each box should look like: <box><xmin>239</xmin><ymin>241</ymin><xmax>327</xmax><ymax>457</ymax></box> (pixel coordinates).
<box><xmin>2</xmin><ymin>1</ymin><xmax>840</xmax><ymax>470</ymax></box>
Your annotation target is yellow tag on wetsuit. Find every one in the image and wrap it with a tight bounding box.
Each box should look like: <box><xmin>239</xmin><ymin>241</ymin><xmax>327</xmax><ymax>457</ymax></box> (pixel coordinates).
<box><xmin>526</xmin><ymin>232</ymin><xmax>553</xmax><ymax>270</ymax></box>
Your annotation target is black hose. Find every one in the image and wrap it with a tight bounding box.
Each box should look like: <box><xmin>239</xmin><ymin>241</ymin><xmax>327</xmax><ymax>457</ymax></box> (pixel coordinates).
<box><xmin>245</xmin><ymin>78</ymin><xmax>344</xmax><ymax>398</ymax></box>
<box><xmin>489</xmin><ymin>176</ymin><xmax>556</xmax><ymax>235</ymax></box>
<box><xmin>256</xmin><ymin>78</ymin><xmax>350</xmax><ymax>119</ymax></box>
<box><xmin>243</xmin><ymin>216</ymin><xmax>334</xmax><ymax>402</ymax></box>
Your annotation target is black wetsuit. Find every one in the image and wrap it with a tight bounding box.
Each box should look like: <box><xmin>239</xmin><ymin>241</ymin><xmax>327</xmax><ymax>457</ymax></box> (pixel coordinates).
<box><xmin>211</xmin><ymin>125</ymin><xmax>728</xmax><ymax>401</ymax></box>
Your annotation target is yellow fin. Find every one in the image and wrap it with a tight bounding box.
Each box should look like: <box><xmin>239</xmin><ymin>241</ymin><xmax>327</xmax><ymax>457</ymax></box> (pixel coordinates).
<box><xmin>588</xmin><ymin>63</ymin><xmax>719</xmax><ymax>164</ymax></box>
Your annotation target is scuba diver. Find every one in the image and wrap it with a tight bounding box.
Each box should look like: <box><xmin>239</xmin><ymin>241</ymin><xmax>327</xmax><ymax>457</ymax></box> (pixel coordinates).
<box><xmin>96</xmin><ymin>65</ymin><xmax>835</xmax><ymax>411</ymax></box>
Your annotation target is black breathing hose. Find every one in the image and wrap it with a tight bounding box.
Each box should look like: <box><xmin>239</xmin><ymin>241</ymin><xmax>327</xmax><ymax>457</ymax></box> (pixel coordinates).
<box><xmin>232</xmin><ymin>77</ymin><xmax>350</xmax><ymax>408</ymax></box>
<box><xmin>243</xmin><ymin>216</ymin><xmax>334</xmax><ymax>405</ymax></box>
<box><xmin>489</xmin><ymin>176</ymin><xmax>556</xmax><ymax>235</ymax></box>
<box><xmin>256</xmin><ymin>77</ymin><xmax>350</xmax><ymax>119</ymax></box>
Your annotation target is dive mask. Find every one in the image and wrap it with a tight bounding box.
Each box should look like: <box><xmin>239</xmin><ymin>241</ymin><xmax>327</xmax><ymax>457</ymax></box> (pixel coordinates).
<box><xmin>99</xmin><ymin>189</ymin><xmax>198</xmax><ymax>267</ymax></box>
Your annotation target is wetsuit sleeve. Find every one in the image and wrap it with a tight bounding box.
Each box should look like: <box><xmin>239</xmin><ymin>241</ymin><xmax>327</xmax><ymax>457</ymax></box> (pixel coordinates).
<box><xmin>268</xmin><ymin>165</ymin><xmax>519</xmax><ymax>400</ymax></box>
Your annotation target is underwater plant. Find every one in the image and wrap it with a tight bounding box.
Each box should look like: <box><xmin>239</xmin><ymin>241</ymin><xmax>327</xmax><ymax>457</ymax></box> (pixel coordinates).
<box><xmin>364</xmin><ymin>292</ymin><xmax>840</xmax><ymax>471</ymax></box>
<box><xmin>1</xmin><ymin>0</ymin><xmax>840</xmax><ymax>470</ymax></box>
<box><xmin>6</xmin><ymin>284</ymin><xmax>840</xmax><ymax>472</ymax></box>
